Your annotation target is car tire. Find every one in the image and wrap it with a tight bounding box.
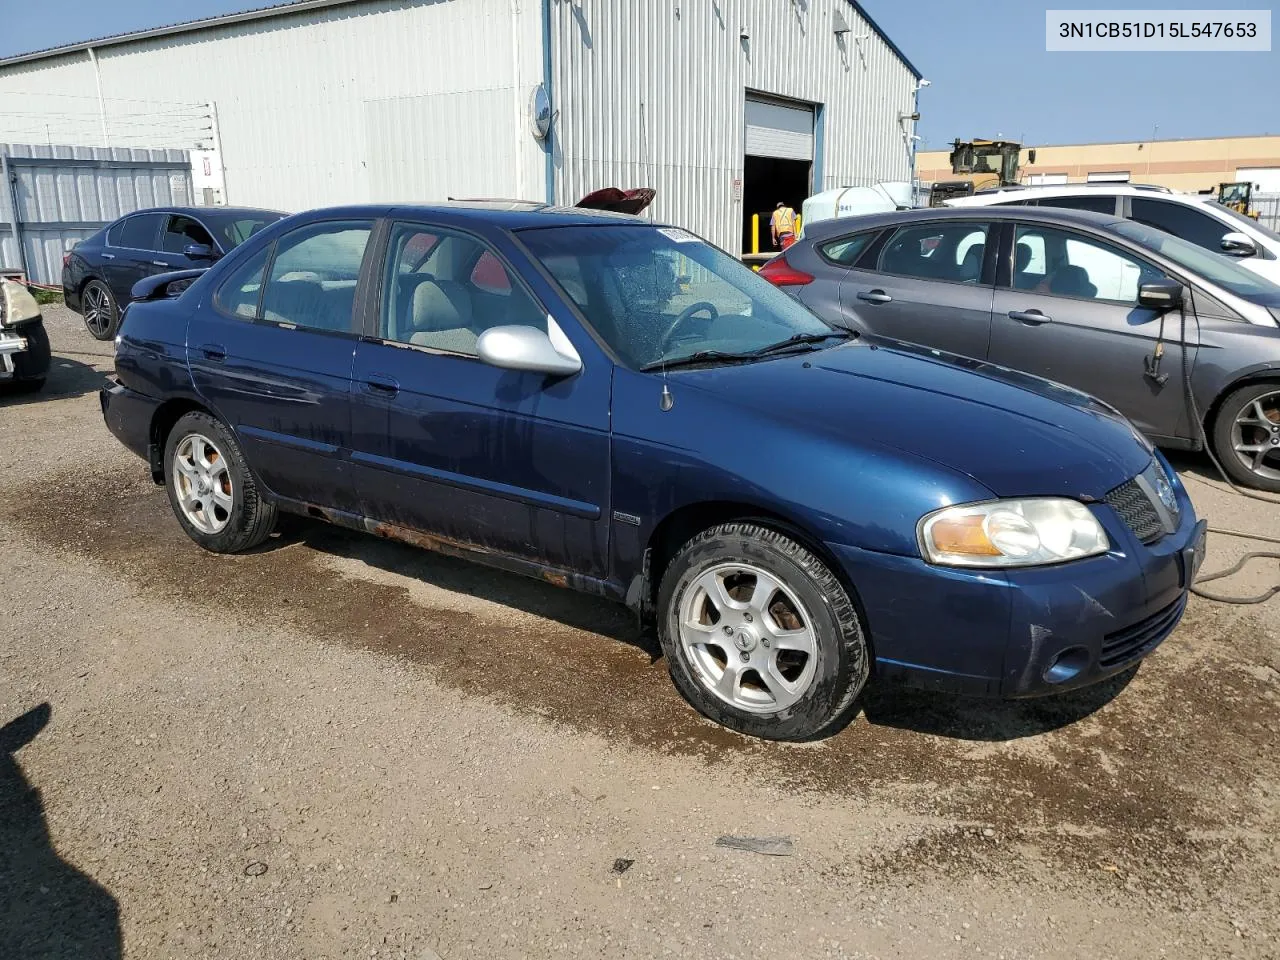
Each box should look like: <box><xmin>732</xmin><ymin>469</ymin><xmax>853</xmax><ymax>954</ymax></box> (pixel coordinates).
<box><xmin>657</xmin><ymin>521</ymin><xmax>869</xmax><ymax>741</ymax></box>
<box><xmin>12</xmin><ymin>319</ymin><xmax>51</xmax><ymax>385</ymax></box>
<box><xmin>163</xmin><ymin>411</ymin><xmax>277</xmax><ymax>553</ymax></box>
<box><xmin>81</xmin><ymin>279</ymin><xmax>120</xmax><ymax>341</ymax></box>
<box><xmin>1210</xmin><ymin>382</ymin><xmax>1280</xmax><ymax>493</ymax></box>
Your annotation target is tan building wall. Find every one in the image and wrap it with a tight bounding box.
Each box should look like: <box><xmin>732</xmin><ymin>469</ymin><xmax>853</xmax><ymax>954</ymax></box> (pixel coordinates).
<box><xmin>918</xmin><ymin>135</ymin><xmax>1280</xmax><ymax>194</ymax></box>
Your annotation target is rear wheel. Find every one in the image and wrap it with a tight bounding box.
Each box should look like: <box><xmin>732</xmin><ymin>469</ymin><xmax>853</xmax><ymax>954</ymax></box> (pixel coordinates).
<box><xmin>1211</xmin><ymin>383</ymin><xmax>1280</xmax><ymax>492</ymax></box>
<box><xmin>657</xmin><ymin>521</ymin><xmax>868</xmax><ymax>741</ymax></box>
<box><xmin>81</xmin><ymin>279</ymin><xmax>119</xmax><ymax>341</ymax></box>
<box><xmin>163</xmin><ymin>411</ymin><xmax>277</xmax><ymax>552</ymax></box>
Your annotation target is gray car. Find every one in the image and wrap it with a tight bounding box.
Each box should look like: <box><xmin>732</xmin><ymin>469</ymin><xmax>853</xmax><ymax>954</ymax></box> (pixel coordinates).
<box><xmin>762</xmin><ymin>207</ymin><xmax>1280</xmax><ymax>491</ymax></box>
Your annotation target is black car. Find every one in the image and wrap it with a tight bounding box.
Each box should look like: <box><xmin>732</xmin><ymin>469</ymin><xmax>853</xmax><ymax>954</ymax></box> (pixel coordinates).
<box><xmin>63</xmin><ymin>206</ymin><xmax>284</xmax><ymax>340</ymax></box>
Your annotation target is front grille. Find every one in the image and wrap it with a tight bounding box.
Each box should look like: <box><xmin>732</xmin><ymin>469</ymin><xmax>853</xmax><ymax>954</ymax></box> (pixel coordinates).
<box><xmin>1104</xmin><ymin>477</ymin><xmax>1164</xmax><ymax>543</ymax></box>
<box><xmin>1100</xmin><ymin>594</ymin><xmax>1186</xmax><ymax>667</ymax></box>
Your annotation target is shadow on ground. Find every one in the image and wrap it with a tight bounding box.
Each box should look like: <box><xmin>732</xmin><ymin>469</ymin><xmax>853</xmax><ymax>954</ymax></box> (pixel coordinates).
<box><xmin>0</xmin><ymin>353</ymin><xmax>109</xmax><ymax>407</ymax></box>
<box><xmin>0</xmin><ymin>703</ymin><xmax>121</xmax><ymax>959</ymax></box>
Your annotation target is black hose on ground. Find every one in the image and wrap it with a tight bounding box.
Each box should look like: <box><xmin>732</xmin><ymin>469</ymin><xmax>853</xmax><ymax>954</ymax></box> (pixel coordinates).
<box><xmin>1178</xmin><ymin>289</ymin><xmax>1280</xmax><ymax>604</ymax></box>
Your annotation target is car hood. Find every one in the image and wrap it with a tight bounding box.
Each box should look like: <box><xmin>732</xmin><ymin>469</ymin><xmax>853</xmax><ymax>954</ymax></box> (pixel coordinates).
<box><xmin>674</xmin><ymin>340</ymin><xmax>1153</xmax><ymax>499</ymax></box>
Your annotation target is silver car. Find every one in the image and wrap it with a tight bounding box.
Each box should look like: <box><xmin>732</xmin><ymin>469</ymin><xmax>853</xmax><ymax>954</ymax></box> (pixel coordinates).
<box><xmin>761</xmin><ymin>206</ymin><xmax>1280</xmax><ymax>491</ymax></box>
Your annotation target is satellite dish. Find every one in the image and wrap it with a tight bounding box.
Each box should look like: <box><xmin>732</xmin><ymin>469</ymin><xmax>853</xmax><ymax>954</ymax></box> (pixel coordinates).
<box><xmin>530</xmin><ymin>84</ymin><xmax>551</xmax><ymax>140</ymax></box>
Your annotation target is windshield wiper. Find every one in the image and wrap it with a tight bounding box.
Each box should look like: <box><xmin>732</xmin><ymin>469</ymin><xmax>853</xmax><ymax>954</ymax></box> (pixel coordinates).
<box><xmin>747</xmin><ymin>330</ymin><xmax>855</xmax><ymax>358</ymax></box>
<box><xmin>639</xmin><ymin>350</ymin><xmax>758</xmax><ymax>372</ymax></box>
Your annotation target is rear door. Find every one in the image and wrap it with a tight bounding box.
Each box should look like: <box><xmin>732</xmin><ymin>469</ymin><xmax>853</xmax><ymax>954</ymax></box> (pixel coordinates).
<box><xmin>988</xmin><ymin>221</ymin><xmax>1195</xmax><ymax>442</ymax></box>
<box><xmin>102</xmin><ymin>212</ymin><xmax>165</xmax><ymax>303</ymax></box>
<box><xmin>349</xmin><ymin>220</ymin><xmax>612</xmax><ymax>576</ymax></box>
<box><xmin>188</xmin><ymin>218</ymin><xmax>375</xmax><ymax>510</ymax></box>
<box><xmin>839</xmin><ymin>219</ymin><xmax>997</xmax><ymax>359</ymax></box>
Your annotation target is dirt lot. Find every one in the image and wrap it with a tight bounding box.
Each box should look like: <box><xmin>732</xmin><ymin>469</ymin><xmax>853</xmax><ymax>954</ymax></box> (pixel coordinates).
<box><xmin>1</xmin><ymin>306</ymin><xmax>1277</xmax><ymax>959</ymax></box>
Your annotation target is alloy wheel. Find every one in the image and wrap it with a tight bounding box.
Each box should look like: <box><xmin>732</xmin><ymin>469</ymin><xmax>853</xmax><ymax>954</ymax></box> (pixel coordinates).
<box><xmin>172</xmin><ymin>433</ymin><xmax>234</xmax><ymax>534</ymax></box>
<box><xmin>83</xmin><ymin>283</ymin><xmax>113</xmax><ymax>337</ymax></box>
<box><xmin>1230</xmin><ymin>392</ymin><xmax>1280</xmax><ymax>482</ymax></box>
<box><xmin>678</xmin><ymin>561</ymin><xmax>819</xmax><ymax>714</ymax></box>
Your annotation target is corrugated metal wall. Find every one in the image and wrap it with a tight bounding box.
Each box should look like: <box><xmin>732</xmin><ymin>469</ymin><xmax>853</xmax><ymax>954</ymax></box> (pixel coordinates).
<box><xmin>0</xmin><ymin>143</ymin><xmax>192</xmax><ymax>284</ymax></box>
<box><xmin>548</xmin><ymin>0</ymin><xmax>919</xmax><ymax>253</ymax></box>
<box><xmin>0</xmin><ymin>0</ymin><xmax>548</xmax><ymax>214</ymax></box>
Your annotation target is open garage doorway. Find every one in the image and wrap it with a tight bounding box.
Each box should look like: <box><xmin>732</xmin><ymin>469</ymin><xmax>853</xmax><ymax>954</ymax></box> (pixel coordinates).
<box><xmin>742</xmin><ymin>94</ymin><xmax>814</xmax><ymax>255</ymax></box>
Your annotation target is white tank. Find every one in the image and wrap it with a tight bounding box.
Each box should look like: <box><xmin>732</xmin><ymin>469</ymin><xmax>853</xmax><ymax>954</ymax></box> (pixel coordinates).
<box><xmin>801</xmin><ymin>182</ymin><xmax>915</xmax><ymax>233</ymax></box>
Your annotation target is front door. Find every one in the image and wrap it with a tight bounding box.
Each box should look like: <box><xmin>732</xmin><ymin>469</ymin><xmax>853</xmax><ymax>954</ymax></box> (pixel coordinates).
<box><xmin>840</xmin><ymin>219</ymin><xmax>996</xmax><ymax>360</ymax></box>
<box><xmin>987</xmin><ymin>221</ymin><xmax>1196</xmax><ymax>442</ymax></box>
<box><xmin>349</xmin><ymin>221</ymin><xmax>612</xmax><ymax>576</ymax></box>
<box><xmin>187</xmin><ymin>218</ymin><xmax>375</xmax><ymax>510</ymax></box>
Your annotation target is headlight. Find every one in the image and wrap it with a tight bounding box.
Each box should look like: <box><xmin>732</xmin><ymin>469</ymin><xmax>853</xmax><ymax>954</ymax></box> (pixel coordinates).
<box><xmin>919</xmin><ymin>498</ymin><xmax>1110</xmax><ymax>568</ymax></box>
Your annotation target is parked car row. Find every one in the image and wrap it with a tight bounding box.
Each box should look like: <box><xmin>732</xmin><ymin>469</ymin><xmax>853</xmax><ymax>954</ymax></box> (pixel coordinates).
<box><xmin>98</xmin><ymin>201</ymin><xmax>1205</xmax><ymax>740</ymax></box>
<box><xmin>764</xmin><ymin>205</ymin><xmax>1280</xmax><ymax>492</ymax></box>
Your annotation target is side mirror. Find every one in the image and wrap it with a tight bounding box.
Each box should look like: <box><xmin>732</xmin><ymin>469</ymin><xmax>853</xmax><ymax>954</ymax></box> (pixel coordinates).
<box><xmin>1138</xmin><ymin>280</ymin><xmax>1184</xmax><ymax>311</ymax></box>
<box><xmin>476</xmin><ymin>323</ymin><xmax>582</xmax><ymax>377</ymax></box>
<box><xmin>1220</xmin><ymin>232</ymin><xmax>1257</xmax><ymax>257</ymax></box>
<box><xmin>183</xmin><ymin>242</ymin><xmax>217</xmax><ymax>261</ymax></box>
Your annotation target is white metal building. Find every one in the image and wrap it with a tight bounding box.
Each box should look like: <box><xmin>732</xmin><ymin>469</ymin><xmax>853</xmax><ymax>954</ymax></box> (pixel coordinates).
<box><xmin>0</xmin><ymin>0</ymin><xmax>921</xmax><ymax>254</ymax></box>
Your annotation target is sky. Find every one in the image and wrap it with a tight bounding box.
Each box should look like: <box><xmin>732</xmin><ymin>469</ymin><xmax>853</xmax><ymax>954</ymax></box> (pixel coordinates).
<box><xmin>0</xmin><ymin>0</ymin><xmax>1275</xmax><ymax>150</ymax></box>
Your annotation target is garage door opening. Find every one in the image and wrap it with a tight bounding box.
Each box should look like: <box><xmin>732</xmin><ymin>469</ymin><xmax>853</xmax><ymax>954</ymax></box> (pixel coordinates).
<box><xmin>742</xmin><ymin>156</ymin><xmax>811</xmax><ymax>254</ymax></box>
<box><xmin>742</xmin><ymin>94</ymin><xmax>814</xmax><ymax>255</ymax></box>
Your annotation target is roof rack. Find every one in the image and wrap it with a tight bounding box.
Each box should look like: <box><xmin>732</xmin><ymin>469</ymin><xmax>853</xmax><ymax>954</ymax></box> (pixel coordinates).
<box><xmin>973</xmin><ymin>182</ymin><xmax>1173</xmax><ymax>195</ymax></box>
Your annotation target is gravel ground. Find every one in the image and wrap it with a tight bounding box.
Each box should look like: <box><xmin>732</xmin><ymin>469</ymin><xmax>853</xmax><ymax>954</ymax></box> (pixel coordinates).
<box><xmin>0</xmin><ymin>306</ymin><xmax>1277</xmax><ymax>959</ymax></box>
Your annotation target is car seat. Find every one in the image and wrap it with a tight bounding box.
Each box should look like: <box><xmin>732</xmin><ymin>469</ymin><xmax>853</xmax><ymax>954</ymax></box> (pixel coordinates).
<box><xmin>958</xmin><ymin>243</ymin><xmax>985</xmax><ymax>282</ymax></box>
<box><xmin>1048</xmin><ymin>264</ymin><xmax>1097</xmax><ymax>299</ymax></box>
<box><xmin>407</xmin><ymin>279</ymin><xmax>479</xmax><ymax>354</ymax></box>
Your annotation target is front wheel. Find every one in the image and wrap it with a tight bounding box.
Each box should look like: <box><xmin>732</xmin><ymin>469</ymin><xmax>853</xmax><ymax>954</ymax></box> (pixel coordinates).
<box><xmin>657</xmin><ymin>522</ymin><xmax>869</xmax><ymax>741</ymax></box>
<box><xmin>81</xmin><ymin>279</ymin><xmax>119</xmax><ymax>341</ymax></box>
<box><xmin>1211</xmin><ymin>383</ymin><xmax>1280</xmax><ymax>493</ymax></box>
<box><xmin>163</xmin><ymin>411</ymin><xmax>277</xmax><ymax>553</ymax></box>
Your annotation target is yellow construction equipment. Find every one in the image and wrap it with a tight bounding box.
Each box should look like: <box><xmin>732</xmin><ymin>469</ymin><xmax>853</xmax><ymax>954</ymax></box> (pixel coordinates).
<box><xmin>1217</xmin><ymin>181</ymin><xmax>1260</xmax><ymax>219</ymax></box>
<box><xmin>947</xmin><ymin>139</ymin><xmax>1033</xmax><ymax>192</ymax></box>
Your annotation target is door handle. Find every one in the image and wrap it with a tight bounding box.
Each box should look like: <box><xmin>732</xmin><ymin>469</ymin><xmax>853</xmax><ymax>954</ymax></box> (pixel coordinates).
<box><xmin>857</xmin><ymin>289</ymin><xmax>893</xmax><ymax>304</ymax></box>
<box><xmin>363</xmin><ymin>373</ymin><xmax>400</xmax><ymax>395</ymax></box>
<box><xmin>199</xmin><ymin>343</ymin><xmax>226</xmax><ymax>362</ymax></box>
<box><xmin>101</xmin><ymin>253</ymin><xmax>115</xmax><ymax>260</ymax></box>
<box><xmin>151</xmin><ymin>260</ymin><xmax>171</xmax><ymax>267</ymax></box>
<box><xmin>1008</xmin><ymin>310</ymin><xmax>1052</xmax><ymax>325</ymax></box>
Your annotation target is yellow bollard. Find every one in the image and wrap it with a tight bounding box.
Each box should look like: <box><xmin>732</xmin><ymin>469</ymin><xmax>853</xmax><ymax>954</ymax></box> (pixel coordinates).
<box><xmin>752</xmin><ymin>213</ymin><xmax>759</xmax><ymax>254</ymax></box>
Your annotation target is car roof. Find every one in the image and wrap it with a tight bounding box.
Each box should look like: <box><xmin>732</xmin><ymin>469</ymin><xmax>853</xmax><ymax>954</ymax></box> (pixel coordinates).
<box><xmin>801</xmin><ymin>204</ymin><xmax>1125</xmax><ymax>242</ymax></box>
<box><xmin>115</xmin><ymin>205</ymin><xmax>284</xmax><ymax>220</ymax></box>
<box><xmin>273</xmin><ymin>201</ymin><xmax>663</xmax><ymax>231</ymax></box>
<box><xmin>947</xmin><ymin>184</ymin><xmax>1217</xmax><ymax>208</ymax></box>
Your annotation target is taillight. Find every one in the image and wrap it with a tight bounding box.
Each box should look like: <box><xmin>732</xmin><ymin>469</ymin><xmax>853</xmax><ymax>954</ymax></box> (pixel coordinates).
<box><xmin>62</xmin><ymin>252</ymin><xmax>71</xmax><ymax>268</ymax></box>
<box><xmin>757</xmin><ymin>253</ymin><xmax>814</xmax><ymax>287</ymax></box>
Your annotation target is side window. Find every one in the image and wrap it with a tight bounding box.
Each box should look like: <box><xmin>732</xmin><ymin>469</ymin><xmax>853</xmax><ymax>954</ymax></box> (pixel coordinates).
<box><xmin>117</xmin><ymin>213</ymin><xmax>164</xmax><ymax>250</ymax></box>
<box><xmin>161</xmin><ymin>215</ymin><xmax>216</xmax><ymax>254</ymax></box>
<box><xmin>106</xmin><ymin>219</ymin><xmax>127</xmax><ymax>246</ymax></box>
<box><xmin>1038</xmin><ymin>195</ymin><xmax>1118</xmax><ymax>215</ymax></box>
<box><xmin>214</xmin><ymin>244</ymin><xmax>272</xmax><ymax>319</ymax></box>
<box><xmin>380</xmin><ymin>223</ymin><xmax>544</xmax><ymax>356</ymax></box>
<box><xmin>879</xmin><ymin>222</ymin><xmax>990</xmax><ymax>283</ymax></box>
<box><xmin>1130</xmin><ymin>198</ymin><xmax>1230</xmax><ymax>253</ymax></box>
<box><xmin>259</xmin><ymin>221</ymin><xmax>372</xmax><ymax>333</ymax></box>
<box><xmin>818</xmin><ymin>232</ymin><xmax>874</xmax><ymax>266</ymax></box>
<box><xmin>1012</xmin><ymin>225</ymin><xmax>1167</xmax><ymax>303</ymax></box>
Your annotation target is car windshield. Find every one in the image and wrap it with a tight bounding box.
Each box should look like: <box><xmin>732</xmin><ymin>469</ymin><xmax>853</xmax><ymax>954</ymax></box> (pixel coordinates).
<box><xmin>518</xmin><ymin>224</ymin><xmax>836</xmax><ymax>369</ymax></box>
<box><xmin>1209</xmin><ymin>200</ymin><xmax>1280</xmax><ymax>243</ymax></box>
<box><xmin>202</xmin><ymin>210</ymin><xmax>285</xmax><ymax>250</ymax></box>
<box><xmin>1110</xmin><ymin>219</ymin><xmax>1280</xmax><ymax>302</ymax></box>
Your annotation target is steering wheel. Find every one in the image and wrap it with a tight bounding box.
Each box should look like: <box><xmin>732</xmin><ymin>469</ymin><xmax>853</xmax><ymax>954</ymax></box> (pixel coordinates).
<box><xmin>657</xmin><ymin>301</ymin><xmax>720</xmax><ymax>355</ymax></box>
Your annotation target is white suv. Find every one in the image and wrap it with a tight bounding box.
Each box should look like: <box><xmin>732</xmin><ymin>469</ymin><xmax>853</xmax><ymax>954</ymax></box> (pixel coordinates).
<box><xmin>947</xmin><ymin>184</ymin><xmax>1280</xmax><ymax>285</ymax></box>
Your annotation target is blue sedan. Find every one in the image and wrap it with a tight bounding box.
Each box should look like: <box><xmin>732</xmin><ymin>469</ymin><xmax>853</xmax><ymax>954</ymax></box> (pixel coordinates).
<box><xmin>100</xmin><ymin>203</ymin><xmax>1206</xmax><ymax>740</ymax></box>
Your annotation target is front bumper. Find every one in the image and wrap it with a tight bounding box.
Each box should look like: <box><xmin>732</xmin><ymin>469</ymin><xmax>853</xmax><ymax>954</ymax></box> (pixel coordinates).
<box><xmin>100</xmin><ymin>378</ymin><xmax>161</xmax><ymax>463</ymax></box>
<box><xmin>829</xmin><ymin>474</ymin><xmax>1204</xmax><ymax>699</ymax></box>
<box><xmin>0</xmin><ymin>328</ymin><xmax>28</xmax><ymax>376</ymax></box>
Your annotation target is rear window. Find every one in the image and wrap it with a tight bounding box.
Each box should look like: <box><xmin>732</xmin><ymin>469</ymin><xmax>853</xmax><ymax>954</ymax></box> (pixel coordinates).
<box><xmin>114</xmin><ymin>213</ymin><xmax>164</xmax><ymax>250</ymax></box>
<box><xmin>1037</xmin><ymin>195</ymin><xmax>1117</xmax><ymax>216</ymax></box>
<box><xmin>818</xmin><ymin>232</ymin><xmax>875</xmax><ymax>266</ymax></box>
